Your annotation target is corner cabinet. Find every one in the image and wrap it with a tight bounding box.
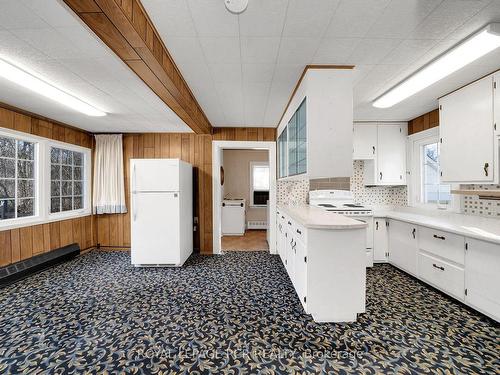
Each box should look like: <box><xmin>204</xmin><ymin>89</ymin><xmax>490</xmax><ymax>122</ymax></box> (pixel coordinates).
<box><xmin>439</xmin><ymin>73</ymin><xmax>498</xmax><ymax>183</ymax></box>
<box><xmin>277</xmin><ymin>68</ymin><xmax>353</xmax><ymax>180</ymax></box>
<box><xmin>354</xmin><ymin>123</ymin><xmax>407</xmax><ymax>186</ymax></box>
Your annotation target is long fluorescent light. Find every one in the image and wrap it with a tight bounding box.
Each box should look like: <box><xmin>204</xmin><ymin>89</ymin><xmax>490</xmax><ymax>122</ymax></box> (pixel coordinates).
<box><xmin>373</xmin><ymin>23</ymin><xmax>500</xmax><ymax>108</ymax></box>
<box><xmin>0</xmin><ymin>58</ymin><xmax>106</xmax><ymax>117</ymax></box>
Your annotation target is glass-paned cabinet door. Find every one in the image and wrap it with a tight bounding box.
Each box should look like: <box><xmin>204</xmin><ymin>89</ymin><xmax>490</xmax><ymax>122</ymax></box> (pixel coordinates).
<box><xmin>288</xmin><ymin>113</ymin><xmax>297</xmax><ymax>176</ymax></box>
<box><xmin>278</xmin><ymin>128</ymin><xmax>287</xmax><ymax>178</ymax></box>
<box><xmin>297</xmin><ymin>99</ymin><xmax>307</xmax><ymax>174</ymax></box>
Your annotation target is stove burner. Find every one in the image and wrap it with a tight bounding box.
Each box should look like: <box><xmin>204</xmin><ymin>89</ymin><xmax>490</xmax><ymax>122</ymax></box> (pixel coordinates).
<box><xmin>318</xmin><ymin>204</ymin><xmax>336</xmax><ymax>208</ymax></box>
<box><xmin>343</xmin><ymin>204</ymin><xmax>364</xmax><ymax>208</ymax></box>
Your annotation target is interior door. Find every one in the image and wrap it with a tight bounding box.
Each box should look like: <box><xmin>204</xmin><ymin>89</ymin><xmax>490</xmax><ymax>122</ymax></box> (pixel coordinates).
<box><xmin>132</xmin><ymin>159</ymin><xmax>179</xmax><ymax>192</ymax></box>
<box><xmin>439</xmin><ymin>76</ymin><xmax>494</xmax><ymax>183</ymax></box>
<box><xmin>131</xmin><ymin>192</ymin><xmax>180</xmax><ymax>265</ymax></box>
<box><xmin>377</xmin><ymin>124</ymin><xmax>406</xmax><ymax>184</ymax></box>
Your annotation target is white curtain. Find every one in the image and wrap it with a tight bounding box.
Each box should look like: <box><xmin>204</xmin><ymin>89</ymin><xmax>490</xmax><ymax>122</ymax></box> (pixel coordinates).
<box><xmin>93</xmin><ymin>134</ymin><xmax>127</xmax><ymax>214</ymax></box>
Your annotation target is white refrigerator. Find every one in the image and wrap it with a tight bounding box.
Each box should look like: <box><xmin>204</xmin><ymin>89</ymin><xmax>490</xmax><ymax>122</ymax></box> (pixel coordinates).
<box><xmin>130</xmin><ymin>159</ymin><xmax>193</xmax><ymax>266</ymax></box>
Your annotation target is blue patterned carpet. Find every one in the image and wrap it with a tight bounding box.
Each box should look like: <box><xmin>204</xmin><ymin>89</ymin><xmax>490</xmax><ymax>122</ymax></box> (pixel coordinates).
<box><xmin>0</xmin><ymin>250</ymin><xmax>498</xmax><ymax>374</ymax></box>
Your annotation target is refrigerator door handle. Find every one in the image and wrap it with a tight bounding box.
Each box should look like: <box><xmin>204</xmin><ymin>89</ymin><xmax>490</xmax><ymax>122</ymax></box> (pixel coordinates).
<box><xmin>133</xmin><ymin>165</ymin><xmax>137</xmax><ymax>221</ymax></box>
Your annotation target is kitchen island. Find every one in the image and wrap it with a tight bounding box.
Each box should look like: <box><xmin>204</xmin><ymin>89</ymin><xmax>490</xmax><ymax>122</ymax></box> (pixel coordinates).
<box><xmin>276</xmin><ymin>204</ymin><xmax>367</xmax><ymax>322</ymax></box>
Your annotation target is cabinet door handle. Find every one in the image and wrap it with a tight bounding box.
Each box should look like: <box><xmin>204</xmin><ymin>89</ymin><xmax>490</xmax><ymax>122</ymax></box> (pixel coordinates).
<box><xmin>376</xmin><ymin>221</ymin><xmax>379</xmax><ymax>230</ymax></box>
<box><xmin>432</xmin><ymin>263</ymin><xmax>445</xmax><ymax>271</ymax></box>
<box><xmin>281</xmin><ymin>216</ymin><xmax>285</xmax><ymax>219</ymax></box>
<box><xmin>379</xmin><ymin>172</ymin><xmax>383</xmax><ymax>181</ymax></box>
<box><xmin>372</xmin><ymin>146</ymin><xmax>375</xmax><ymax>155</ymax></box>
<box><xmin>296</xmin><ymin>229</ymin><xmax>302</xmax><ymax>235</ymax></box>
<box><xmin>484</xmin><ymin>162</ymin><xmax>489</xmax><ymax>177</ymax></box>
<box><xmin>412</xmin><ymin>228</ymin><xmax>416</xmax><ymax>239</ymax></box>
<box><xmin>288</xmin><ymin>221</ymin><xmax>292</xmax><ymax>226</ymax></box>
<box><xmin>433</xmin><ymin>234</ymin><xmax>445</xmax><ymax>240</ymax></box>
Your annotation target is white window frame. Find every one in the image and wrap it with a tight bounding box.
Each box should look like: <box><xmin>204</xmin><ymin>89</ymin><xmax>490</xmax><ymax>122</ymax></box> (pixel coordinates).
<box><xmin>249</xmin><ymin>161</ymin><xmax>270</xmax><ymax>207</ymax></box>
<box><xmin>0</xmin><ymin>127</ymin><xmax>91</xmax><ymax>230</ymax></box>
<box><xmin>408</xmin><ymin>127</ymin><xmax>460</xmax><ymax>211</ymax></box>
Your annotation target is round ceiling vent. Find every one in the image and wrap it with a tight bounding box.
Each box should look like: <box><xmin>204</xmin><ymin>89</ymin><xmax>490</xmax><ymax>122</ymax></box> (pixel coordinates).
<box><xmin>225</xmin><ymin>0</ymin><xmax>248</xmax><ymax>14</ymax></box>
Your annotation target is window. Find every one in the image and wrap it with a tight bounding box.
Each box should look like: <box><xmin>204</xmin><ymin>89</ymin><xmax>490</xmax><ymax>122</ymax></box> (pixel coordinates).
<box><xmin>421</xmin><ymin>142</ymin><xmax>451</xmax><ymax>205</ymax></box>
<box><xmin>50</xmin><ymin>147</ymin><xmax>84</xmax><ymax>213</ymax></box>
<box><xmin>0</xmin><ymin>136</ymin><xmax>36</xmax><ymax>220</ymax></box>
<box><xmin>250</xmin><ymin>162</ymin><xmax>269</xmax><ymax>206</ymax></box>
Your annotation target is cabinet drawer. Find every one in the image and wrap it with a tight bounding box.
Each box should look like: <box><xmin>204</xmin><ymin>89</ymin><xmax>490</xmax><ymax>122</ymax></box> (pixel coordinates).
<box><xmin>418</xmin><ymin>226</ymin><xmax>465</xmax><ymax>265</ymax></box>
<box><xmin>418</xmin><ymin>252</ymin><xmax>465</xmax><ymax>301</ymax></box>
<box><xmin>293</xmin><ymin>221</ymin><xmax>306</xmax><ymax>243</ymax></box>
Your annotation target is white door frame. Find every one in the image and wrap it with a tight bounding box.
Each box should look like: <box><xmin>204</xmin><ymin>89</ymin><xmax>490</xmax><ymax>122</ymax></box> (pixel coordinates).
<box><xmin>212</xmin><ymin>140</ymin><xmax>277</xmax><ymax>255</ymax></box>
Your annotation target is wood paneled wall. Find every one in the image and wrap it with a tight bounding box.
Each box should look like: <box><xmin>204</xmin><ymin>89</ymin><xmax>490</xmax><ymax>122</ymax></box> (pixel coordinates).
<box><xmin>0</xmin><ymin>105</ymin><xmax>96</xmax><ymax>267</ymax></box>
<box><xmin>63</xmin><ymin>0</ymin><xmax>211</xmax><ymax>134</ymax></box>
<box><xmin>408</xmin><ymin>109</ymin><xmax>439</xmax><ymax>135</ymax></box>
<box><xmin>97</xmin><ymin>127</ymin><xmax>276</xmax><ymax>254</ymax></box>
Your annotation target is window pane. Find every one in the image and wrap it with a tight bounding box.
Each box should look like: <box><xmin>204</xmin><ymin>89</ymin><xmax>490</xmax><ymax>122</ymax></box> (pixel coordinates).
<box><xmin>0</xmin><ymin>179</ymin><xmax>15</xmax><ymax>198</ymax></box>
<box><xmin>0</xmin><ymin>158</ymin><xmax>15</xmax><ymax>178</ymax></box>
<box><xmin>17</xmin><ymin>141</ymin><xmax>34</xmax><ymax>160</ymax></box>
<box><xmin>0</xmin><ymin>138</ymin><xmax>15</xmax><ymax>158</ymax></box>
<box><xmin>62</xmin><ymin>197</ymin><xmax>72</xmax><ymax>211</ymax></box>
<box><xmin>74</xmin><ymin>196</ymin><xmax>83</xmax><ymax>210</ymax></box>
<box><xmin>62</xmin><ymin>181</ymin><xmax>72</xmax><ymax>196</ymax></box>
<box><xmin>18</xmin><ymin>160</ymin><xmax>34</xmax><ymax>179</ymax></box>
<box><xmin>17</xmin><ymin>198</ymin><xmax>34</xmax><ymax>217</ymax></box>
<box><xmin>51</xmin><ymin>198</ymin><xmax>60</xmax><ymax>213</ymax></box>
<box><xmin>61</xmin><ymin>149</ymin><xmax>73</xmax><ymax>165</ymax></box>
<box><xmin>253</xmin><ymin>165</ymin><xmax>269</xmax><ymax>191</ymax></box>
<box><xmin>73</xmin><ymin>152</ymin><xmax>83</xmax><ymax>166</ymax></box>
<box><xmin>62</xmin><ymin>166</ymin><xmax>72</xmax><ymax>180</ymax></box>
<box><xmin>74</xmin><ymin>181</ymin><xmax>82</xmax><ymax>196</ymax></box>
<box><xmin>51</xmin><ymin>181</ymin><xmax>60</xmax><ymax>197</ymax></box>
<box><xmin>0</xmin><ymin>199</ymin><xmax>15</xmax><ymax>219</ymax></box>
<box><xmin>18</xmin><ymin>179</ymin><xmax>34</xmax><ymax>198</ymax></box>
<box><xmin>73</xmin><ymin>166</ymin><xmax>82</xmax><ymax>180</ymax></box>
<box><xmin>51</xmin><ymin>148</ymin><xmax>61</xmax><ymax>163</ymax></box>
<box><xmin>422</xmin><ymin>142</ymin><xmax>451</xmax><ymax>205</ymax></box>
<box><xmin>51</xmin><ymin>165</ymin><xmax>60</xmax><ymax>180</ymax></box>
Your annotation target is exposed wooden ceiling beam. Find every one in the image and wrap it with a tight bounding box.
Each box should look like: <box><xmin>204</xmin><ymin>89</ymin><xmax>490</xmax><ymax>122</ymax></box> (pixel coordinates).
<box><xmin>63</xmin><ymin>0</ymin><xmax>212</xmax><ymax>134</ymax></box>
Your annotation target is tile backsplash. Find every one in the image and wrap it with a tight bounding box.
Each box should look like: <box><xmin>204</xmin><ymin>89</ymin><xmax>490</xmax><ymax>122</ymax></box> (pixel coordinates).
<box><xmin>277</xmin><ymin>178</ymin><xmax>309</xmax><ymax>205</ymax></box>
<box><xmin>461</xmin><ymin>184</ymin><xmax>500</xmax><ymax>218</ymax></box>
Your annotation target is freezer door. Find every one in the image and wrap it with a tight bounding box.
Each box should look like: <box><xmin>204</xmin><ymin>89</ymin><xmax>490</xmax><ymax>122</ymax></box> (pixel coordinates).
<box><xmin>131</xmin><ymin>159</ymin><xmax>179</xmax><ymax>192</ymax></box>
<box><xmin>131</xmin><ymin>192</ymin><xmax>180</xmax><ymax>265</ymax></box>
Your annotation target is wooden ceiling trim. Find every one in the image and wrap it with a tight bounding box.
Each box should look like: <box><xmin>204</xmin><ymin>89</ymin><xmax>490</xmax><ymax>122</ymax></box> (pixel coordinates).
<box><xmin>62</xmin><ymin>0</ymin><xmax>212</xmax><ymax>134</ymax></box>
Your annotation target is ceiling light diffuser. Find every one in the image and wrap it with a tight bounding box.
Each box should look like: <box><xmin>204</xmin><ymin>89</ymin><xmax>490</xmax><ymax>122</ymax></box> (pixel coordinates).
<box><xmin>0</xmin><ymin>58</ymin><xmax>106</xmax><ymax>117</ymax></box>
<box><xmin>373</xmin><ymin>23</ymin><xmax>500</xmax><ymax>108</ymax></box>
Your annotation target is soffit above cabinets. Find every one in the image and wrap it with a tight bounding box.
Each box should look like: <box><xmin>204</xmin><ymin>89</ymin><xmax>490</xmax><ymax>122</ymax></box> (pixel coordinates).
<box><xmin>142</xmin><ymin>0</ymin><xmax>500</xmax><ymax>126</ymax></box>
<box><xmin>0</xmin><ymin>0</ymin><xmax>192</xmax><ymax>133</ymax></box>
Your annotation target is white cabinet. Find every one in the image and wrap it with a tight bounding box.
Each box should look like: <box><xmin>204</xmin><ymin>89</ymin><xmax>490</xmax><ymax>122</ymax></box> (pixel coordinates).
<box><xmin>353</xmin><ymin>123</ymin><xmax>377</xmax><ymax>159</ymax></box>
<box><xmin>495</xmin><ymin>72</ymin><xmax>500</xmax><ymax>138</ymax></box>
<box><xmin>294</xmin><ymin>238</ymin><xmax>307</xmax><ymax>310</ymax></box>
<box><xmin>465</xmin><ymin>238</ymin><xmax>500</xmax><ymax>322</ymax></box>
<box><xmin>373</xmin><ymin>218</ymin><xmax>388</xmax><ymax>262</ymax></box>
<box><xmin>358</xmin><ymin>122</ymin><xmax>407</xmax><ymax>186</ymax></box>
<box><xmin>388</xmin><ymin>220</ymin><xmax>417</xmax><ymax>276</ymax></box>
<box><xmin>439</xmin><ymin>75</ymin><xmax>496</xmax><ymax>183</ymax></box>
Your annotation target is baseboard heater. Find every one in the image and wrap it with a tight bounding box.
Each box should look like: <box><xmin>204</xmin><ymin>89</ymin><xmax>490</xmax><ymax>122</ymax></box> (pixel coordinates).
<box><xmin>0</xmin><ymin>243</ymin><xmax>80</xmax><ymax>288</ymax></box>
<box><xmin>247</xmin><ymin>220</ymin><xmax>267</xmax><ymax>230</ymax></box>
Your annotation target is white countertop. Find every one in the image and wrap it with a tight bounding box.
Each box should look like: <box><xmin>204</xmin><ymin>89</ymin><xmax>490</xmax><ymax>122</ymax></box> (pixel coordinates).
<box><xmin>374</xmin><ymin>207</ymin><xmax>500</xmax><ymax>245</ymax></box>
<box><xmin>277</xmin><ymin>204</ymin><xmax>367</xmax><ymax>230</ymax></box>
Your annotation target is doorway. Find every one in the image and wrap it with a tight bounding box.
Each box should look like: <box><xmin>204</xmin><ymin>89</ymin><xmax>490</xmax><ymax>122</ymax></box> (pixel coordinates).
<box><xmin>212</xmin><ymin>141</ymin><xmax>277</xmax><ymax>255</ymax></box>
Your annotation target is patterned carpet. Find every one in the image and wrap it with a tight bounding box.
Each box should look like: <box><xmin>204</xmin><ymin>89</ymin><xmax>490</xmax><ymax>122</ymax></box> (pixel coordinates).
<box><xmin>0</xmin><ymin>251</ymin><xmax>498</xmax><ymax>374</ymax></box>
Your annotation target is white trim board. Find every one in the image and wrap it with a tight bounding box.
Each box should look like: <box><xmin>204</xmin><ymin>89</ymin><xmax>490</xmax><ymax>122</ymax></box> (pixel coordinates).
<box><xmin>212</xmin><ymin>141</ymin><xmax>277</xmax><ymax>255</ymax></box>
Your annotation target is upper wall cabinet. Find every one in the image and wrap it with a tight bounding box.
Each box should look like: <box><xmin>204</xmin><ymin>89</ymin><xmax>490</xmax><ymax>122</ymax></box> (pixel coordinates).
<box><xmin>277</xmin><ymin>68</ymin><xmax>353</xmax><ymax>180</ymax></box>
<box><xmin>439</xmin><ymin>74</ymin><xmax>498</xmax><ymax>183</ymax></box>
<box><xmin>355</xmin><ymin>122</ymin><xmax>407</xmax><ymax>186</ymax></box>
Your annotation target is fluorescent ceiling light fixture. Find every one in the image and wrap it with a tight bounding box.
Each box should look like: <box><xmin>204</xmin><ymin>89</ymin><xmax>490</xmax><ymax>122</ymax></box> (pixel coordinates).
<box><xmin>0</xmin><ymin>58</ymin><xmax>106</xmax><ymax>116</ymax></box>
<box><xmin>373</xmin><ymin>23</ymin><xmax>500</xmax><ymax>108</ymax></box>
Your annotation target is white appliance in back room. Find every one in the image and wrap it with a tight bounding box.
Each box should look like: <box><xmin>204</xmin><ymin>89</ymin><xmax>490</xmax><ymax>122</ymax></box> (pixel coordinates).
<box><xmin>221</xmin><ymin>198</ymin><xmax>246</xmax><ymax>236</ymax></box>
<box><xmin>130</xmin><ymin>159</ymin><xmax>193</xmax><ymax>266</ymax></box>
<box><xmin>309</xmin><ymin>190</ymin><xmax>374</xmax><ymax>267</ymax></box>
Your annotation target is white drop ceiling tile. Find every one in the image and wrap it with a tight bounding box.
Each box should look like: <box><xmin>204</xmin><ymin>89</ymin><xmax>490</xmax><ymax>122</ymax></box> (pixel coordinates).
<box><xmin>312</xmin><ymin>38</ymin><xmax>361</xmax><ymax>64</ymax></box>
<box><xmin>277</xmin><ymin>38</ymin><xmax>320</xmax><ymax>65</ymax></box>
<box><xmin>347</xmin><ymin>38</ymin><xmax>402</xmax><ymax>64</ymax></box>
<box><xmin>367</xmin><ymin>0</ymin><xmax>442</xmax><ymax>39</ymax></box>
<box><xmin>447</xmin><ymin>1</ymin><xmax>500</xmax><ymax>42</ymax></box>
<box><xmin>325</xmin><ymin>0</ymin><xmax>391</xmax><ymax>38</ymax></box>
<box><xmin>0</xmin><ymin>1</ymin><xmax>48</xmax><ymax>29</ymax></box>
<box><xmin>12</xmin><ymin>27</ymin><xmax>81</xmax><ymax>59</ymax></box>
<box><xmin>208</xmin><ymin>63</ymin><xmax>242</xmax><ymax>83</ymax></box>
<box><xmin>187</xmin><ymin>0</ymin><xmax>238</xmax><ymax>37</ymax></box>
<box><xmin>242</xmin><ymin>63</ymin><xmax>275</xmax><ymax>84</ymax></box>
<box><xmin>238</xmin><ymin>0</ymin><xmax>288</xmax><ymax>37</ymax></box>
<box><xmin>240</xmin><ymin>37</ymin><xmax>280</xmax><ymax>64</ymax></box>
<box><xmin>380</xmin><ymin>39</ymin><xmax>437</xmax><ymax>65</ymax></box>
<box><xmin>141</xmin><ymin>0</ymin><xmax>196</xmax><ymax>37</ymax></box>
<box><xmin>22</xmin><ymin>58</ymin><xmax>83</xmax><ymax>89</ymax></box>
<box><xmin>199</xmin><ymin>37</ymin><xmax>240</xmax><ymax>63</ymax></box>
<box><xmin>351</xmin><ymin>65</ymin><xmax>375</xmax><ymax>85</ymax></box>
<box><xmin>283</xmin><ymin>0</ymin><xmax>339</xmax><ymax>38</ymax></box>
<box><xmin>0</xmin><ymin>30</ymin><xmax>49</xmax><ymax>62</ymax></box>
<box><xmin>272</xmin><ymin>64</ymin><xmax>303</xmax><ymax>88</ymax></box>
<box><xmin>58</xmin><ymin>58</ymin><xmax>125</xmax><ymax>85</ymax></box>
<box><xmin>195</xmin><ymin>94</ymin><xmax>226</xmax><ymax>125</ymax></box>
<box><xmin>55</xmin><ymin>27</ymin><xmax>111</xmax><ymax>59</ymax></box>
<box><xmin>21</xmin><ymin>0</ymin><xmax>79</xmax><ymax>28</ymax></box>
<box><xmin>164</xmin><ymin>37</ymin><xmax>206</xmax><ymax>64</ymax></box>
